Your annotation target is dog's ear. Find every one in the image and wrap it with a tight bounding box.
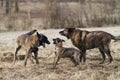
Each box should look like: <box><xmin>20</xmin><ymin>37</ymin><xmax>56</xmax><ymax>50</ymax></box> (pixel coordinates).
<box><xmin>53</xmin><ymin>39</ymin><xmax>56</xmax><ymax>41</ymax></box>
<box><xmin>36</xmin><ymin>32</ymin><xmax>39</xmax><ymax>36</ymax></box>
<box><xmin>53</xmin><ymin>38</ymin><xmax>56</xmax><ymax>44</ymax></box>
<box><xmin>36</xmin><ymin>32</ymin><xmax>41</xmax><ymax>38</ymax></box>
<box><xmin>67</xmin><ymin>28</ymin><xmax>75</xmax><ymax>33</ymax></box>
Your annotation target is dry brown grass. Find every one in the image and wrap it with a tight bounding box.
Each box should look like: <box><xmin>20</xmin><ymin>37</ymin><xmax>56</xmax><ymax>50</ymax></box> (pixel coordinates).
<box><xmin>0</xmin><ymin>27</ymin><xmax>120</xmax><ymax>80</ymax></box>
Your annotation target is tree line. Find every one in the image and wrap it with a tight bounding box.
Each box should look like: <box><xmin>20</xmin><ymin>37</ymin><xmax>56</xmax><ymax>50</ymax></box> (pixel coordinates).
<box><xmin>0</xmin><ymin>0</ymin><xmax>19</xmax><ymax>14</ymax></box>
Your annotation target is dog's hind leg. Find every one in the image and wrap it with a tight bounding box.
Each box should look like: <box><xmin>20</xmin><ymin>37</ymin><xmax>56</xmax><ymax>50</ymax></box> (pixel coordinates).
<box><xmin>71</xmin><ymin>57</ymin><xmax>79</xmax><ymax>66</ymax></box>
<box><xmin>13</xmin><ymin>46</ymin><xmax>21</xmax><ymax>65</ymax></box>
<box><xmin>104</xmin><ymin>45</ymin><xmax>113</xmax><ymax>63</ymax></box>
<box><xmin>99</xmin><ymin>47</ymin><xmax>106</xmax><ymax>64</ymax></box>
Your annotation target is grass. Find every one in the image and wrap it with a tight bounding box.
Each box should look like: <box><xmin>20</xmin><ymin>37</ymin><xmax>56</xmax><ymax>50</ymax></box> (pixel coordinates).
<box><xmin>0</xmin><ymin>27</ymin><xmax>120</xmax><ymax>80</ymax></box>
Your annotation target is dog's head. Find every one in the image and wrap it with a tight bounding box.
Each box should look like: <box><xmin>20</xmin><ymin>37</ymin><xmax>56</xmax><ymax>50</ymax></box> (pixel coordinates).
<box><xmin>37</xmin><ymin>32</ymin><xmax>50</xmax><ymax>48</ymax></box>
<box><xmin>53</xmin><ymin>38</ymin><xmax>65</xmax><ymax>47</ymax></box>
<box><xmin>59</xmin><ymin>28</ymin><xmax>75</xmax><ymax>39</ymax></box>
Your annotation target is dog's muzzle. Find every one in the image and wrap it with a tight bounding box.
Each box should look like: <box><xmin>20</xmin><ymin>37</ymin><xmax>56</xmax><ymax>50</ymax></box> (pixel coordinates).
<box><xmin>46</xmin><ymin>40</ymin><xmax>50</xmax><ymax>44</ymax></box>
<box><xmin>42</xmin><ymin>43</ymin><xmax>45</xmax><ymax>48</ymax></box>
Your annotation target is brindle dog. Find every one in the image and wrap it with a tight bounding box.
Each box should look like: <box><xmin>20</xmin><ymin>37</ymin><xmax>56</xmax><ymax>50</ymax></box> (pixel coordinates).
<box><xmin>13</xmin><ymin>30</ymin><xmax>50</xmax><ymax>66</ymax></box>
<box><xmin>53</xmin><ymin>38</ymin><xmax>81</xmax><ymax>68</ymax></box>
<box><xmin>59</xmin><ymin>28</ymin><xmax>120</xmax><ymax>64</ymax></box>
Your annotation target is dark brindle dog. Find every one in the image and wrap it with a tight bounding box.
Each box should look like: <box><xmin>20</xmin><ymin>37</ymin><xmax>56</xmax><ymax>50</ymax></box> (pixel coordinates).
<box><xmin>53</xmin><ymin>38</ymin><xmax>81</xmax><ymax>68</ymax></box>
<box><xmin>13</xmin><ymin>30</ymin><xmax>50</xmax><ymax>66</ymax></box>
<box><xmin>59</xmin><ymin>28</ymin><xmax>120</xmax><ymax>64</ymax></box>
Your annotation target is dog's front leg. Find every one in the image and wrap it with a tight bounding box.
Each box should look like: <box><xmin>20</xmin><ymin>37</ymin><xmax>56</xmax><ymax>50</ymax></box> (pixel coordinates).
<box><xmin>34</xmin><ymin>51</ymin><xmax>39</xmax><ymax>64</ymax></box>
<box><xmin>29</xmin><ymin>53</ymin><xmax>34</xmax><ymax>64</ymax></box>
<box><xmin>80</xmin><ymin>53</ymin><xmax>83</xmax><ymax>62</ymax></box>
<box><xmin>80</xmin><ymin>50</ymin><xmax>86</xmax><ymax>63</ymax></box>
<box><xmin>53</xmin><ymin>52</ymin><xmax>57</xmax><ymax>64</ymax></box>
<box><xmin>82</xmin><ymin>51</ymin><xmax>86</xmax><ymax>63</ymax></box>
<box><xmin>53</xmin><ymin>56</ymin><xmax>60</xmax><ymax>69</ymax></box>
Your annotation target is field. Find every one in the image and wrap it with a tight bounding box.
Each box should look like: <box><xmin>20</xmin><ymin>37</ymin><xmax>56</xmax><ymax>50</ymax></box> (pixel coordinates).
<box><xmin>0</xmin><ymin>27</ymin><xmax>120</xmax><ymax>80</ymax></box>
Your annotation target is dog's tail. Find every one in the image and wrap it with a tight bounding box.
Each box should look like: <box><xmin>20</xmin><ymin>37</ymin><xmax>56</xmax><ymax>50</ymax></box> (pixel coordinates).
<box><xmin>26</xmin><ymin>29</ymin><xmax>37</xmax><ymax>35</ymax></box>
<box><xmin>110</xmin><ymin>34</ymin><xmax>120</xmax><ymax>41</ymax></box>
<box><xmin>114</xmin><ymin>35</ymin><xmax>120</xmax><ymax>41</ymax></box>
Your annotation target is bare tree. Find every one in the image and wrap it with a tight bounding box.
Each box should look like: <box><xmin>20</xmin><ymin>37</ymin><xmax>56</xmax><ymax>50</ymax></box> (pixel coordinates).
<box><xmin>5</xmin><ymin>0</ymin><xmax>19</xmax><ymax>14</ymax></box>
<box><xmin>45</xmin><ymin>0</ymin><xmax>61</xmax><ymax>28</ymax></box>
<box><xmin>6</xmin><ymin>0</ymin><xmax>9</xmax><ymax>14</ymax></box>
<box><xmin>1</xmin><ymin>0</ymin><xmax>3</xmax><ymax>7</ymax></box>
<box><xmin>15</xmin><ymin>0</ymin><xmax>19</xmax><ymax>13</ymax></box>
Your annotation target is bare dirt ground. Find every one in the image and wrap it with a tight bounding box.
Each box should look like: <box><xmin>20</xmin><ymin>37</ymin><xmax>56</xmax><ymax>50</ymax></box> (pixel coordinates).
<box><xmin>0</xmin><ymin>27</ymin><xmax>120</xmax><ymax>80</ymax></box>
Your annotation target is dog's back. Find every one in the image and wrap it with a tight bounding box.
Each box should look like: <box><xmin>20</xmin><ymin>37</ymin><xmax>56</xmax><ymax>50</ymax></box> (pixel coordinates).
<box><xmin>16</xmin><ymin>33</ymin><xmax>39</xmax><ymax>49</ymax></box>
<box><xmin>53</xmin><ymin>38</ymin><xmax>81</xmax><ymax>58</ymax></box>
<box><xmin>16</xmin><ymin>29</ymin><xmax>37</xmax><ymax>47</ymax></box>
<box><xmin>60</xmin><ymin>47</ymin><xmax>80</xmax><ymax>58</ymax></box>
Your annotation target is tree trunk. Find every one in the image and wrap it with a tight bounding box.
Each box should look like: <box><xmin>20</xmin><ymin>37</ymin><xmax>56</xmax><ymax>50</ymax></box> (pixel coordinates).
<box><xmin>6</xmin><ymin>0</ymin><xmax>9</xmax><ymax>15</ymax></box>
<box><xmin>1</xmin><ymin>0</ymin><xmax>3</xmax><ymax>7</ymax></box>
<box><xmin>15</xmin><ymin>0</ymin><xmax>19</xmax><ymax>13</ymax></box>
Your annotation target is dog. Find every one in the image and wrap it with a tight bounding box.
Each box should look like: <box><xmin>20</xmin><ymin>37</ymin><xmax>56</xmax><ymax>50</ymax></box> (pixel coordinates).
<box><xmin>13</xmin><ymin>30</ymin><xmax>50</xmax><ymax>66</ymax></box>
<box><xmin>52</xmin><ymin>38</ymin><xmax>81</xmax><ymax>68</ymax></box>
<box><xmin>59</xmin><ymin>28</ymin><xmax>120</xmax><ymax>64</ymax></box>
